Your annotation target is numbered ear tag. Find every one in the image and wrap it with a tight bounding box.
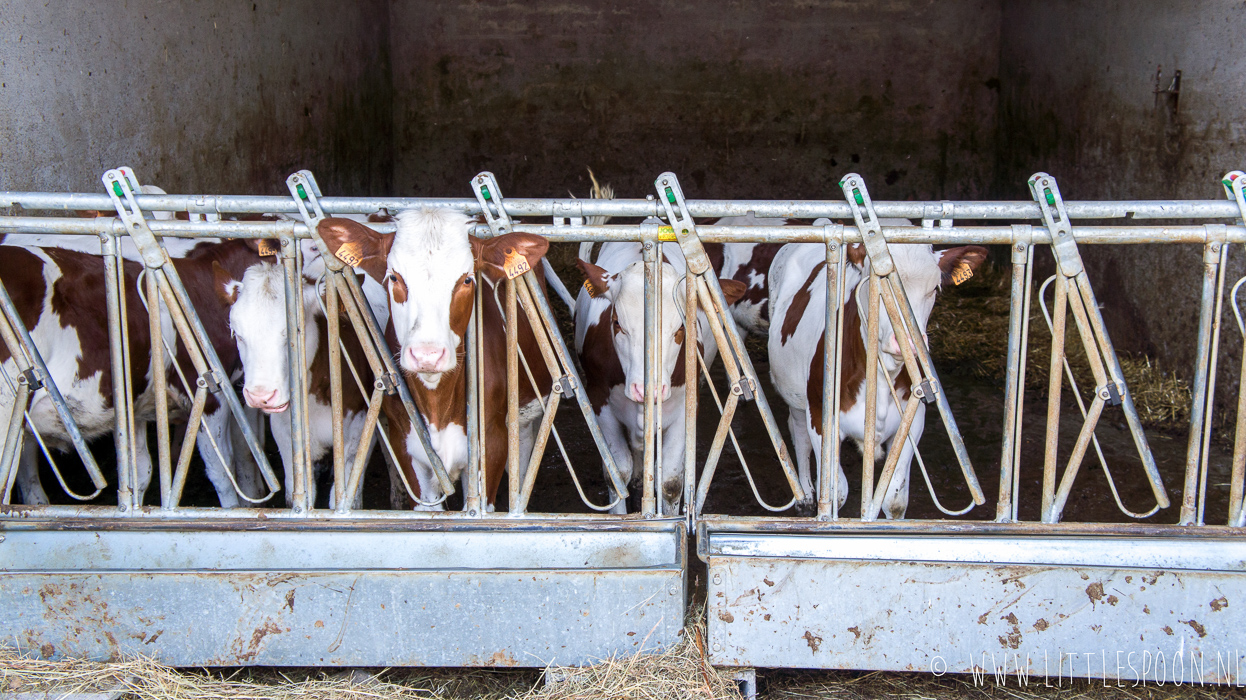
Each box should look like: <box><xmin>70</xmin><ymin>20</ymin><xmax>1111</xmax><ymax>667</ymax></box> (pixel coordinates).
<box><xmin>502</xmin><ymin>248</ymin><xmax>531</xmax><ymax>279</ymax></box>
<box><xmin>335</xmin><ymin>241</ymin><xmax>364</xmax><ymax>268</ymax></box>
<box><xmin>256</xmin><ymin>239</ymin><xmax>279</xmax><ymax>257</ymax></box>
<box><xmin>951</xmin><ymin>261</ymin><xmax>974</xmax><ymax>285</ymax></box>
<box><xmin>657</xmin><ymin>226</ymin><xmax>677</xmax><ymax>242</ymax></box>
<box><xmin>583</xmin><ymin>279</ymin><xmax>599</xmax><ymax>298</ymax></box>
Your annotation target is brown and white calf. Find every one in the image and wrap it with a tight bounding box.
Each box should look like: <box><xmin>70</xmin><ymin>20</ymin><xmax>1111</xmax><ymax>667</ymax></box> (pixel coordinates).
<box><xmin>767</xmin><ymin>239</ymin><xmax>985</xmax><ymax>518</ymax></box>
<box><xmin>1</xmin><ymin>240</ymin><xmax>268</xmax><ymax>507</ymax></box>
<box><xmin>220</xmin><ymin>232</ymin><xmax>389</xmax><ymax>509</ymax></box>
<box><xmin>703</xmin><ymin>213</ymin><xmax>799</xmax><ymax>338</ymax></box>
<box><xmin>575</xmin><ymin>242</ymin><xmax>745</xmax><ymax>514</ymax></box>
<box><xmin>317</xmin><ymin>208</ymin><xmax>553</xmax><ymax>510</ymax></box>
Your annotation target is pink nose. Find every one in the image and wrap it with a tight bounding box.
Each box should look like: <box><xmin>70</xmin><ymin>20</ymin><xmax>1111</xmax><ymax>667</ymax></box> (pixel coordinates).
<box><xmin>628</xmin><ymin>383</ymin><xmax>669</xmax><ymax>402</ymax></box>
<box><xmin>244</xmin><ymin>387</ymin><xmax>285</xmax><ymax>411</ymax></box>
<box><xmin>407</xmin><ymin>345</ymin><xmax>447</xmax><ymax>372</ymax></box>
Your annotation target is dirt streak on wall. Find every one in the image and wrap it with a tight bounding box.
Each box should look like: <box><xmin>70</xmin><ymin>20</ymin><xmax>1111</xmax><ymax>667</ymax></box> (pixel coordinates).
<box><xmin>0</xmin><ymin>0</ymin><xmax>392</xmax><ymax>198</ymax></box>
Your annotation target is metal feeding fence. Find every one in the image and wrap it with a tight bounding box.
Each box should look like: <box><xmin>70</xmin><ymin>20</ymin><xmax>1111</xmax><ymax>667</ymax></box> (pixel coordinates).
<box><xmin>0</xmin><ymin>167</ymin><xmax>1243</xmax><ymax>684</ymax></box>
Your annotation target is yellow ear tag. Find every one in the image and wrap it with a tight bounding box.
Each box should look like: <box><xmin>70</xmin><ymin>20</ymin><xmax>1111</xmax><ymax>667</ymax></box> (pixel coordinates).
<box><xmin>951</xmin><ymin>261</ymin><xmax>974</xmax><ymax>285</ymax></box>
<box><xmin>335</xmin><ymin>241</ymin><xmax>364</xmax><ymax>268</ymax></box>
<box><xmin>502</xmin><ymin>248</ymin><xmax>531</xmax><ymax>280</ymax></box>
<box><xmin>657</xmin><ymin>226</ymin><xmax>677</xmax><ymax>242</ymax></box>
<box><xmin>256</xmin><ymin>239</ymin><xmax>279</xmax><ymax>257</ymax></box>
<box><xmin>583</xmin><ymin>279</ymin><xmax>599</xmax><ymax>298</ymax></box>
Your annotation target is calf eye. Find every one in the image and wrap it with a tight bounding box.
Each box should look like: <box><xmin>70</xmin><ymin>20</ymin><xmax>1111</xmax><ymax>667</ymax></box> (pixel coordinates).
<box><xmin>612</xmin><ymin>319</ymin><xmax>623</xmax><ymax>334</ymax></box>
<box><xmin>388</xmin><ymin>273</ymin><xmax>398</xmax><ymax>283</ymax></box>
<box><xmin>464</xmin><ymin>275</ymin><xmax>474</xmax><ymax>286</ymax></box>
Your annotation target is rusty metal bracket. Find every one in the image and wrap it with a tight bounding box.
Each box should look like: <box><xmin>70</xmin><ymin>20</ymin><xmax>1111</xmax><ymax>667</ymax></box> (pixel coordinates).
<box><xmin>470</xmin><ymin>171</ymin><xmax>514</xmax><ymax>237</ymax></box>
<box><xmin>841</xmin><ymin>174</ymin><xmax>984</xmax><ymax>519</ymax></box>
<box><xmin>656</xmin><ymin>172</ymin><xmax>805</xmax><ymax>513</ymax></box>
<box><xmin>1029</xmin><ymin>172</ymin><xmax>1167</xmax><ymax>523</ymax></box>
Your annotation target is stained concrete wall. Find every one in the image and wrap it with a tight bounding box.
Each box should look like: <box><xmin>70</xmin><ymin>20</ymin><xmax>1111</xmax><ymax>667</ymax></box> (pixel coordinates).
<box><xmin>996</xmin><ymin>0</ymin><xmax>1246</xmax><ymax>409</ymax></box>
<box><xmin>0</xmin><ymin>1</ymin><xmax>392</xmax><ymax>199</ymax></box>
<box><xmin>390</xmin><ymin>0</ymin><xmax>1002</xmax><ymax>201</ymax></box>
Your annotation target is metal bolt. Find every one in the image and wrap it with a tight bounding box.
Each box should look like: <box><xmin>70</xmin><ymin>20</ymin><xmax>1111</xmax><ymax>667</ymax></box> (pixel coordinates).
<box><xmin>293</xmin><ymin>505</ymin><xmax>303</xmax><ymax>513</ymax></box>
<box><xmin>0</xmin><ymin>535</ymin><xmax>6</xmax><ymax>543</ymax></box>
<box><xmin>646</xmin><ymin>194</ymin><xmax>655</xmax><ymax>201</ymax></box>
<box><xmin>1016</xmin><ymin>243</ymin><xmax>1026</xmax><ymax>252</ymax></box>
<box><xmin>469</xmin><ymin>509</ymin><xmax>477</xmax><ymax>516</ymax></box>
<box><xmin>712</xmin><ymin>642</ymin><xmax>723</xmax><ymax>652</ymax></box>
<box><xmin>118</xmin><ymin>504</ymin><xmax>127</xmax><ymax>512</ymax></box>
<box><xmin>712</xmin><ymin>573</ymin><xmax>722</xmax><ymax>585</ymax></box>
<box><xmin>668</xmin><ymin>583</ymin><xmax>680</xmax><ymax>596</ymax></box>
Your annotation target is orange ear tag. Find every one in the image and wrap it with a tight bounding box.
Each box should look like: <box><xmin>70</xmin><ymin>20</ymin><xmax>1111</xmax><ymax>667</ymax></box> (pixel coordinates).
<box><xmin>335</xmin><ymin>241</ymin><xmax>364</xmax><ymax>268</ymax></box>
<box><xmin>502</xmin><ymin>248</ymin><xmax>531</xmax><ymax>280</ymax></box>
<box><xmin>583</xmin><ymin>279</ymin><xmax>599</xmax><ymax>298</ymax></box>
<box><xmin>256</xmin><ymin>239</ymin><xmax>279</xmax><ymax>257</ymax></box>
<box><xmin>951</xmin><ymin>261</ymin><xmax>974</xmax><ymax>285</ymax></box>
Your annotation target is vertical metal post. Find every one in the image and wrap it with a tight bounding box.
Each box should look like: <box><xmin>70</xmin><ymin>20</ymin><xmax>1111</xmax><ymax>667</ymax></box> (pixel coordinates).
<box><xmin>326</xmin><ymin>258</ymin><xmax>346</xmax><ymax>510</ymax></box>
<box><xmin>1183</xmin><ymin>230</ymin><xmax>1227</xmax><ymax>525</ymax></box>
<box><xmin>641</xmin><ymin>236</ymin><xmax>659</xmax><ymax>517</ymax></box>
<box><xmin>475</xmin><ymin>282</ymin><xmax>489</xmax><ymax>511</ymax></box>
<box><xmin>0</xmin><ymin>379</ymin><xmax>30</xmax><ymax>503</ymax></box>
<box><xmin>683</xmin><ymin>260</ymin><xmax>698</xmax><ymax>524</ymax></box>
<box><xmin>505</xmin><ymin>277</ymin><xmax>521</xmax><ymax>514</ymax></box>
<box><xmin>818</xmin><ymin>226</ymin><xmax>846</xmax><ymax>521</ymax></box>
<box><xmin>102</xmin><ymin>232</ymin><xmax>135</xmax><ymax>512</ymax></box>
<box><xmin>148</xmin><ymin>270</ymin><xmax>172</xmax><ymax>509</ymax></box>
<box><xmin>1041</xmin><ymin>275</ymin><xmax>1069</xmax><ymax>522</ymax></box>
<box><xmin>860</xmin><ymin>273</ymin><xmax>881</xmax><ymax>519</ymax></box>
<box><xmin>463</xmin><ymin>281</ymin><xmax>482</xmax><ymax>517</ymax></box>
<box><xmin>282</xmin><ymin>237</ymin><xmax>310</xmax><ymax>512</ymax></box>
<box><xmin>997</xmin><ymin>226</ymin><xmax>1032</xmax><ymax>521</ymax></box>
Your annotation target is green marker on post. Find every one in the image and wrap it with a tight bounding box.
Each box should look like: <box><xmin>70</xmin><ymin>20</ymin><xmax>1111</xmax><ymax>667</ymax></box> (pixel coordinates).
<box><xmin>481</xmin><ymin>185</ymin><xmax>492</xmax><ymax>201</ymax></box>
<box><xmin>853</xmin><ymin>189</ymin><xmax>864</xmax><ymax>206</ymax></box>
<box><xmin>665</xmin><ymin>187</ymin><xmax>676</xmax><ymax>204</ymax></box>
<box><xmin>296</xmin><ymin>184</ymin><xmax>308</xmax><ymax>201</ymax></box>
<box><xmin>1045</xmin><ymin>189</ymin><xmax>1056</xmax><ymax>206</ymax></box>
<box><xmin>112</xmin><ymin>181</ymin><xmax>125</xmax><ymax>199</ymax></box>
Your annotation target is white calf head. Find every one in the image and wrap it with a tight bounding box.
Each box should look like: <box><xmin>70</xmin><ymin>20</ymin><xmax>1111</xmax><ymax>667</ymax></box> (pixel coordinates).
<box><xmin>215</xmin><ymin>261</ymin><xmax>293</xmax><ymax>413</ymax></box>
<box><xmin>851</xmin><ymin>243</ymin><xmax>987</xmax><ymax>364</ymax></box>
<box><xmin>578</xmin><ymin>258</ymin><xmax>745</xmax><ymax>403</ymax></box>
<box><xmin>317</xmin><ymin>209</ymin><xmax>549</xmax><ymax>388</ymax></box>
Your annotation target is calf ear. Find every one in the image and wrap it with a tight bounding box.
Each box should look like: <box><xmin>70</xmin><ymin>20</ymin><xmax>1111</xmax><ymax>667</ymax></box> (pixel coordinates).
<box><xmin>936</xmin><ymin>246</ymin><xmax>989</xmax><ymax>286</ymax></box>
<box><xmin>212</xmin><ymin>261</ymin><xmax>242</xmax><ymax>305</ymax></box>
<box><xmin>317</xmin><ymin>218</ymin><xmax>393</xmax><ymax>282</ymax></box>
<box><xmin>575</xmin><ymin>259</ymin><xmax>613</xmax><ymax>299</ymax></box>
<box><xmin>846</xmin><ymin>243</ymin><xmax>867</xmax><ymax>266</ymax></box>
<box><xmin>719</xmin><ymin>278</ymin><xmax>748</xmax><ymax>305</ymax></box>
<box><xmin>472</xmin><ymin>232</ymin><xmax>550</xmax><ymax>280</ymax></box>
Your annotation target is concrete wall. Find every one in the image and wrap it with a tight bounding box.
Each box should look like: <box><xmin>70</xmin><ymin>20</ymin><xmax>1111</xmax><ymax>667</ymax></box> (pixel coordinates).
<box><xmin>0</xmin><ymin>0</ymin><xmax>392</xmax><ymax>199</ymax></box>
<box><xmin>996</xmin><ymin>1</ymin><xmax>1246</xmax><ymax>401</ymax></box>
<box><xmin>390</xmin><ymin>0</ymin><xmax>1002</xmax><ymax>201</ymax></box>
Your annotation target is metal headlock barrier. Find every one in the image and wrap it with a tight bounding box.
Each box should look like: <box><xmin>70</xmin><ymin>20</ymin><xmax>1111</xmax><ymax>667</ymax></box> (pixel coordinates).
<box><xmin>0</xmin><ymin>167</ymin><xmax>1244</xmax><ymax>683</ymax></box>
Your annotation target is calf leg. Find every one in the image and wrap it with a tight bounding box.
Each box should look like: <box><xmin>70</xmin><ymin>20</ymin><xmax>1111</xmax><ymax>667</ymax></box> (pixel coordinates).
<box><xmin>132</xmin><ymin>422</ymin><xmax>153</xmax><ymax>504</ymax></box>
<box><xmin>659</xmin><ymin>404</ymin><xmax>686</xmax><ymax>515</ymax></box>
<box><xmin>805</xmin><ymin>413</ymin><xmax>849</xmax><ymax>511</ymax></box>
<box><xmin>197</xmin><ymin>405</ymin><xmax>240</xmax><ymax>508</ymax></box>
<box><xmin>14</xmin><ymin>433</ymin><xmax>47</xmax><ymax>505</ymax></box>
<box><xmin>788</xmin><ymin>407</ymin><xmax>814</xmax><ymax>511</ymax></box>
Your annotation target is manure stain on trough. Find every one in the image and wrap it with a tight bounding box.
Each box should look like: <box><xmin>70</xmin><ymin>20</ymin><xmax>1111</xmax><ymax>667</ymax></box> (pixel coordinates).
<box><xmin>802</xmin><ymin>630</ymin><xmax>822</xmax><ymax>653</ymax></box>
<box><xmin>717</xmin><ymin>611</ymin><xmax>735</xmax><ymax>623</ymax></box>
<box><xmin>1210</xmin><ymin>596</ymin><xmax>1228</xmax><ymax>612</ymax></box>
<box><xmin>1085</xmin><ymin>582</ymin><xmax>1105</xmax><ymax>605</ymax></box>
<box><xmin>1181</xmin><ymin>619</ymin><xmax>1207</xmax><ymax>638</ymax></box>
<box><xmin>1033</xmin><ymin>618</ymin><xmax>1049</xmax><ymax>631</ymax></box>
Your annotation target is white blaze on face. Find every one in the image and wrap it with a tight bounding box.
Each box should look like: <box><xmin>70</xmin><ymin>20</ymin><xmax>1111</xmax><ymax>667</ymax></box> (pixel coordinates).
<box><xmin>384</xmin><ymin>208</ymin><xmax>476</xmax><ymax>383</ymax></box>
<box><xmin>229</xmin><ymin>263</ymin><xmax>294</xmax><ymax>414</ymax></box>
<box><xmin>606</xmin><ymin>261</ymin><xmax>685</xmax><ymax>403</ymax></box>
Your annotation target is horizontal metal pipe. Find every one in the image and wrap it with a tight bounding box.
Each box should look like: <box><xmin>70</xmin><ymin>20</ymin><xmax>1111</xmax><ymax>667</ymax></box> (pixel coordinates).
<box><xmin>0</xmin><ymin>504</ymin><xmax>683</xmax><ymax>523</ymax></box>
<box><xmin>5</xmin><ymin>215</ymin><xmax>1245</xmax><ymax>246</ymax></box>
<box><xmin>2</xmin><ymin>191</ymin><xmax>1241</xmax><ymax>220</ymax></box>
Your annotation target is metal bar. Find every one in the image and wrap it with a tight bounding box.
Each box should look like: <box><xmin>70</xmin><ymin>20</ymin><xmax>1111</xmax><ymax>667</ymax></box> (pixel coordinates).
<box><xmin>505</xmin><ymin>278</ymin><xmax>521</xmax><ymax>515</ymax></box>
<box><xmin>864</xmin><ymin>392</ymin><xmax>922</xmax><ymax>521</ymax></box>
<box><xmin>861</xmin><ymin>274</ymin><xmax>881</xmax><ymax>519</ymax></box>
<box><xmin>282</xmin><ymin>239</ymin><xmax>310</xmax><ymax>512</ymax></box>
<box><xmin>7</xmin><ymin>190</ymin><xmax>1245</xmax><ymax>221</ymax></box>
<box><xmin>147</xmin><ymin>267</ymin><xmax>172</xmax><ymax>509</ymax></box>
<box><xmin>818</xmin><ymin>229</ymin><xmax>847</xmax><ymax>521</ymax></box>
<box><xmin>654</xmin><ymin>240</ymin><xmax>665</xmax><ymax>517</ymax></box>
<box><xmin>1195</xmin><ymin>238</ymin><xmax>1229</xmax><ymax>525</ymax></box>
<box><xmin>340</xmin><ymin>383</ymin><xmax>386</xmax><ymax>510</ymax></box>
<box><xmin>474</xmin><ymin>280</ymin><xmax>489</xmax><ymax>511</ymax></box>
<box><xmin>463</xmin><ymin>278</ymin><xmax>482</xmax><ymax>517</ymax></box>
<box><xmin>996</xmin><ymin>228</ymin><xmax>1031</xmax><ymax>521</ymax></box>
<box><xmin>695</xmin><ymin>392</ymin><xmax>741</xmax><ymax>514</ymax></box>
<box><xmin>683</xmin><ymin>260</ymin><xmax>698</xmax><ymax>522</ymax></box>
<box><xmin>1041</xmin><ymin>275</ymin><xmax>1069</xmax><ymax>522</ymax></box>
<box><xmin>168</xmin><ymin>386</ymin><xmax>209</xmax><ymax>506</ymax></box>
<box><xmin>516</xmin><ymin>392</ymin><xmax>560</xmax><ymax>513</ymax></box>
<box><xmin>641</xmin><ymin>238</ymin><xmax>659</xmax><ymax>518</ymax></box>
<box><xmin>1047</xmin><ymin>396</ymin><xmax>1109</xmax><ymax>523</ymax></box>
<box><xmin>1183</xmin><ymin>239</ymin><xmax>1223</xmax><ymax>525</ymax></box>
<box><xmin>326</xmin><ymin>268</ymin><xmax>346</xmax><ymax>510</ymax></box>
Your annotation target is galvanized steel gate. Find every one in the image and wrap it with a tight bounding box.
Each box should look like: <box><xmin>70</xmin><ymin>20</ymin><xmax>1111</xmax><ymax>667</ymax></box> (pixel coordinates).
<box><xmin>1</xmin><ymin>169</ymin><xmax>1244</xmax><ymax>683</ymax></box>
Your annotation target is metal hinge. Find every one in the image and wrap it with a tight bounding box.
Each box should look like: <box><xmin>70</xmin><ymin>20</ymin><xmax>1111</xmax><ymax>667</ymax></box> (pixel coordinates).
<box><xmin>914</xmin><ymin>378</ymin><xmax>938</xmax><ymax>404</ymax></box>
<box><xmin>19</xmin><ymin>367</ymin><xmax>43</xmax><ymax>390</ymax></box>
<box><xmin>471</xmin><ymin>172</ymin><xmax>513</xmax><ymax>237</ymax></box>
